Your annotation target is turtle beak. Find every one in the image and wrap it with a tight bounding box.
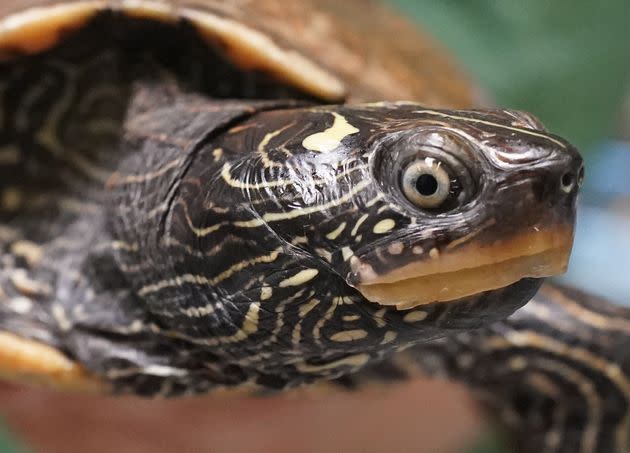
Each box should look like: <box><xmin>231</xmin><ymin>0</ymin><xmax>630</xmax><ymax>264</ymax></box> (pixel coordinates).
<box><xmin>353</xmin><ymin>222</ymin><xmax>574</xmax><ymax>310</ymax></box>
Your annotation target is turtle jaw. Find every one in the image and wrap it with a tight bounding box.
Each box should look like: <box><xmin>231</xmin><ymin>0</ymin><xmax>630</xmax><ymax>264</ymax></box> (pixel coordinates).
<box><xmin>353</xmin><ymin>224</ymin><xmax>574</xmax><ymax>310</ymax></box>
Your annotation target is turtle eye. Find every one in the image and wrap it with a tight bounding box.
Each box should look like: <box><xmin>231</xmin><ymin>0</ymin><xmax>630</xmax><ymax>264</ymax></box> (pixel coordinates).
<box><xmin>402</xmin><ymin>158</ymin><xmax>451</xmax><ymax>209</ymax></box>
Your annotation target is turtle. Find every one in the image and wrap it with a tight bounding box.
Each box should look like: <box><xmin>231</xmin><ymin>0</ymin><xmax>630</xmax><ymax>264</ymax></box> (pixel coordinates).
<box><xmin>0</xmin><ymin>0</ymin><xmax>598</xmax><ymax>451</ymax></box>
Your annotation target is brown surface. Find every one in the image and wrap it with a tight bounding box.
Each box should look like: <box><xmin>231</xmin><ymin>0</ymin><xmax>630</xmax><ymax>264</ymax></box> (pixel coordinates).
<box><xmin>0</xmin><ymin>378</ymin><xmax>481</xmax><ymax>453</ymax></box>
<box><xmin>0</xmin><ymin>0</ymin><xmax>474</xmax><ymax>107</ymax></box>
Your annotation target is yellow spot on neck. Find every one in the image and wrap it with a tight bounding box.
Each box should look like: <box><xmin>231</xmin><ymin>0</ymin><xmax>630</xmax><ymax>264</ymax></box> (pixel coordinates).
<box><xmin>381</xmin><ymin>331</ymin><xmax>398</xmax><ymax>344</ymax></box>
<box><xmin>241</xmin><ymin>303</ymin><xmax>260</xmax><ymax>335</ymax></box>
<box><xmin>279</xmin><ymin>269</ymin><xmax>319</xmax><ymax>287</ymax></box>
<box><xmin>299</xmin><ymin>298</ymin><xmax>320</xmax><ymax>318</ymax></box>
<box><xmin>302</xmin><ymin>113</ymin><xmax>359</xmax><ymax>153</ymax></box>
<box><xmin>330</xmin><ymin>329</ymin><xmax>368</xmax><ymax>342</ymax></box>
<box><xmin>373</xmin><ymin>218</ymin><xmax>396</xmax><ymax>234</ymax></box>
<box><xmin>351</xmin><ymin>214</ymin><xmax>369</xmax><ymax>236</ymax></box>
<box><xmin>212</xmin><ymin>148</ymin><xmax>223</xmax><ymax>161</ymax></box>
<box><xmin>326</xmin><ymin>222</ymin><xmax>347</xmax><ymax>240</ymax></box>
<box><xmin>341</xmin><ymin>246</ymin><xmax>354</xmax><ymax>261</ymax></box>
<box><xmin>260</xmin><ymin>286</ymin><xmax>273</xmax><ymax>301</ymax></box>
<box><xmin>403</xmin><ymin>310</ymin><xmax>428</xmax><ymax>323</ymax></box>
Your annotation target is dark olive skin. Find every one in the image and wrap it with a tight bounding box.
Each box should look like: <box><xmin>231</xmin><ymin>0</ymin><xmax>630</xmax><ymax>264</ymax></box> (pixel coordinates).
<box><xmin>95</xmin><ymin>92</ymin><xmax>579</xmax><ymax>394</ymax></box>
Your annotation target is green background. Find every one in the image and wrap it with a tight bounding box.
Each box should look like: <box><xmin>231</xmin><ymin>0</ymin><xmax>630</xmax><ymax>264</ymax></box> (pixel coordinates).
<box><xmin>2</xmin><ymin>2</ymin><xmax>630</xmax><ymax>452</ymax></box>
<box><xmin>390</xmin><ymin>0</ymin><xmax>630</xmax><ymax>151</ymax></box>
<box><xmin>0</xmin><ymin>425</ymin><xmax>26</xmax><ymax>453</ymax></box>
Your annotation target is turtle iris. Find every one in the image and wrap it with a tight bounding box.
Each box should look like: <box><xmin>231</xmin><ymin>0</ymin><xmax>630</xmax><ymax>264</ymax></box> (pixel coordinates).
<box><xmin>401</xmin><ymin>158</ymin><xmax>451</xmax><ymax>209</ymax></box>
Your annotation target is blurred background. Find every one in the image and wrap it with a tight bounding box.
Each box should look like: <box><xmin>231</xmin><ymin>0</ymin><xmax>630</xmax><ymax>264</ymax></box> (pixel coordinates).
<box><xmin>1</xmin><ymin>1</ymin><xmax>629</xmax><ymax>452</ymax></box>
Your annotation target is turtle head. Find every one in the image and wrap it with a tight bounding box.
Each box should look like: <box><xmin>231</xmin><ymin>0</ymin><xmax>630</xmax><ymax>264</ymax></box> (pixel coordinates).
<box><xmin>99</xmin><ymin>101</ymin><xmax>583</xmax><ymax>391</ymax></box>
<box><xmin>342</xmin><ymin>104</ymin><xmax>583</xmax><ymax>309</ymax></box>
<box><xmin>228</xmin><ymin>103</ymin><xmax>583</xmax><ymax>313</ymax></box>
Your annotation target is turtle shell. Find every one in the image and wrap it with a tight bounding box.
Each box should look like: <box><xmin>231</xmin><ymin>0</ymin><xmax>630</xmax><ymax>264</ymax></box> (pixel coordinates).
<box><xmin>0</xmin><ymin>0</ymin><xmax>474</xmax><ymax>106</ymax></box>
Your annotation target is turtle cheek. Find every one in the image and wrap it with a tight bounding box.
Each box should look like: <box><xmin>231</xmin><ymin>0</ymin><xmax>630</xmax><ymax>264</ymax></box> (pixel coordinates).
<box><xmin>344</xmin><ymin>196</ymin><xmax>574</xmax><ymax>310</ymax></box>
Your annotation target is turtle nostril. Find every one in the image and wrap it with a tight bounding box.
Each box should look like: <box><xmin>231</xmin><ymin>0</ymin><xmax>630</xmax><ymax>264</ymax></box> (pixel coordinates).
<box><xmin>560</xmin><ymin>171</ymin><xmax>575</xmax><ymax>193</ymax></box>
<box><xmin>577</xmin><ymin>165</ymin><xmax>585</xmax><ymax>188</ymax></box>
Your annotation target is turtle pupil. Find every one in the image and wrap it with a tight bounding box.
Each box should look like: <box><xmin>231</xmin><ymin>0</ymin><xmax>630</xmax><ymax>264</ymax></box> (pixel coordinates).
<box><xmin>415</xmin><ymin>174</ymin><xmax>439</xmax><ymax>196</ymax></box>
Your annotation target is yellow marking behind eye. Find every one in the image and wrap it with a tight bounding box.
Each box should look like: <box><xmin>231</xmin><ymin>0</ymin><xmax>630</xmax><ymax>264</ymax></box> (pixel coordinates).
<box><xmin>302</xmin><ymin>113</ymin><xmax>360</xmax><ymax>153</ymax></box>
<box><xmin>225</xmin><ymin>174</ymin><xmax>371</xmax><ymax>220</ymax></box>
<box><xmin>221</xmin><ymin>160</ymin><xmax>366</xmax><ymax>191</ymax></box>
